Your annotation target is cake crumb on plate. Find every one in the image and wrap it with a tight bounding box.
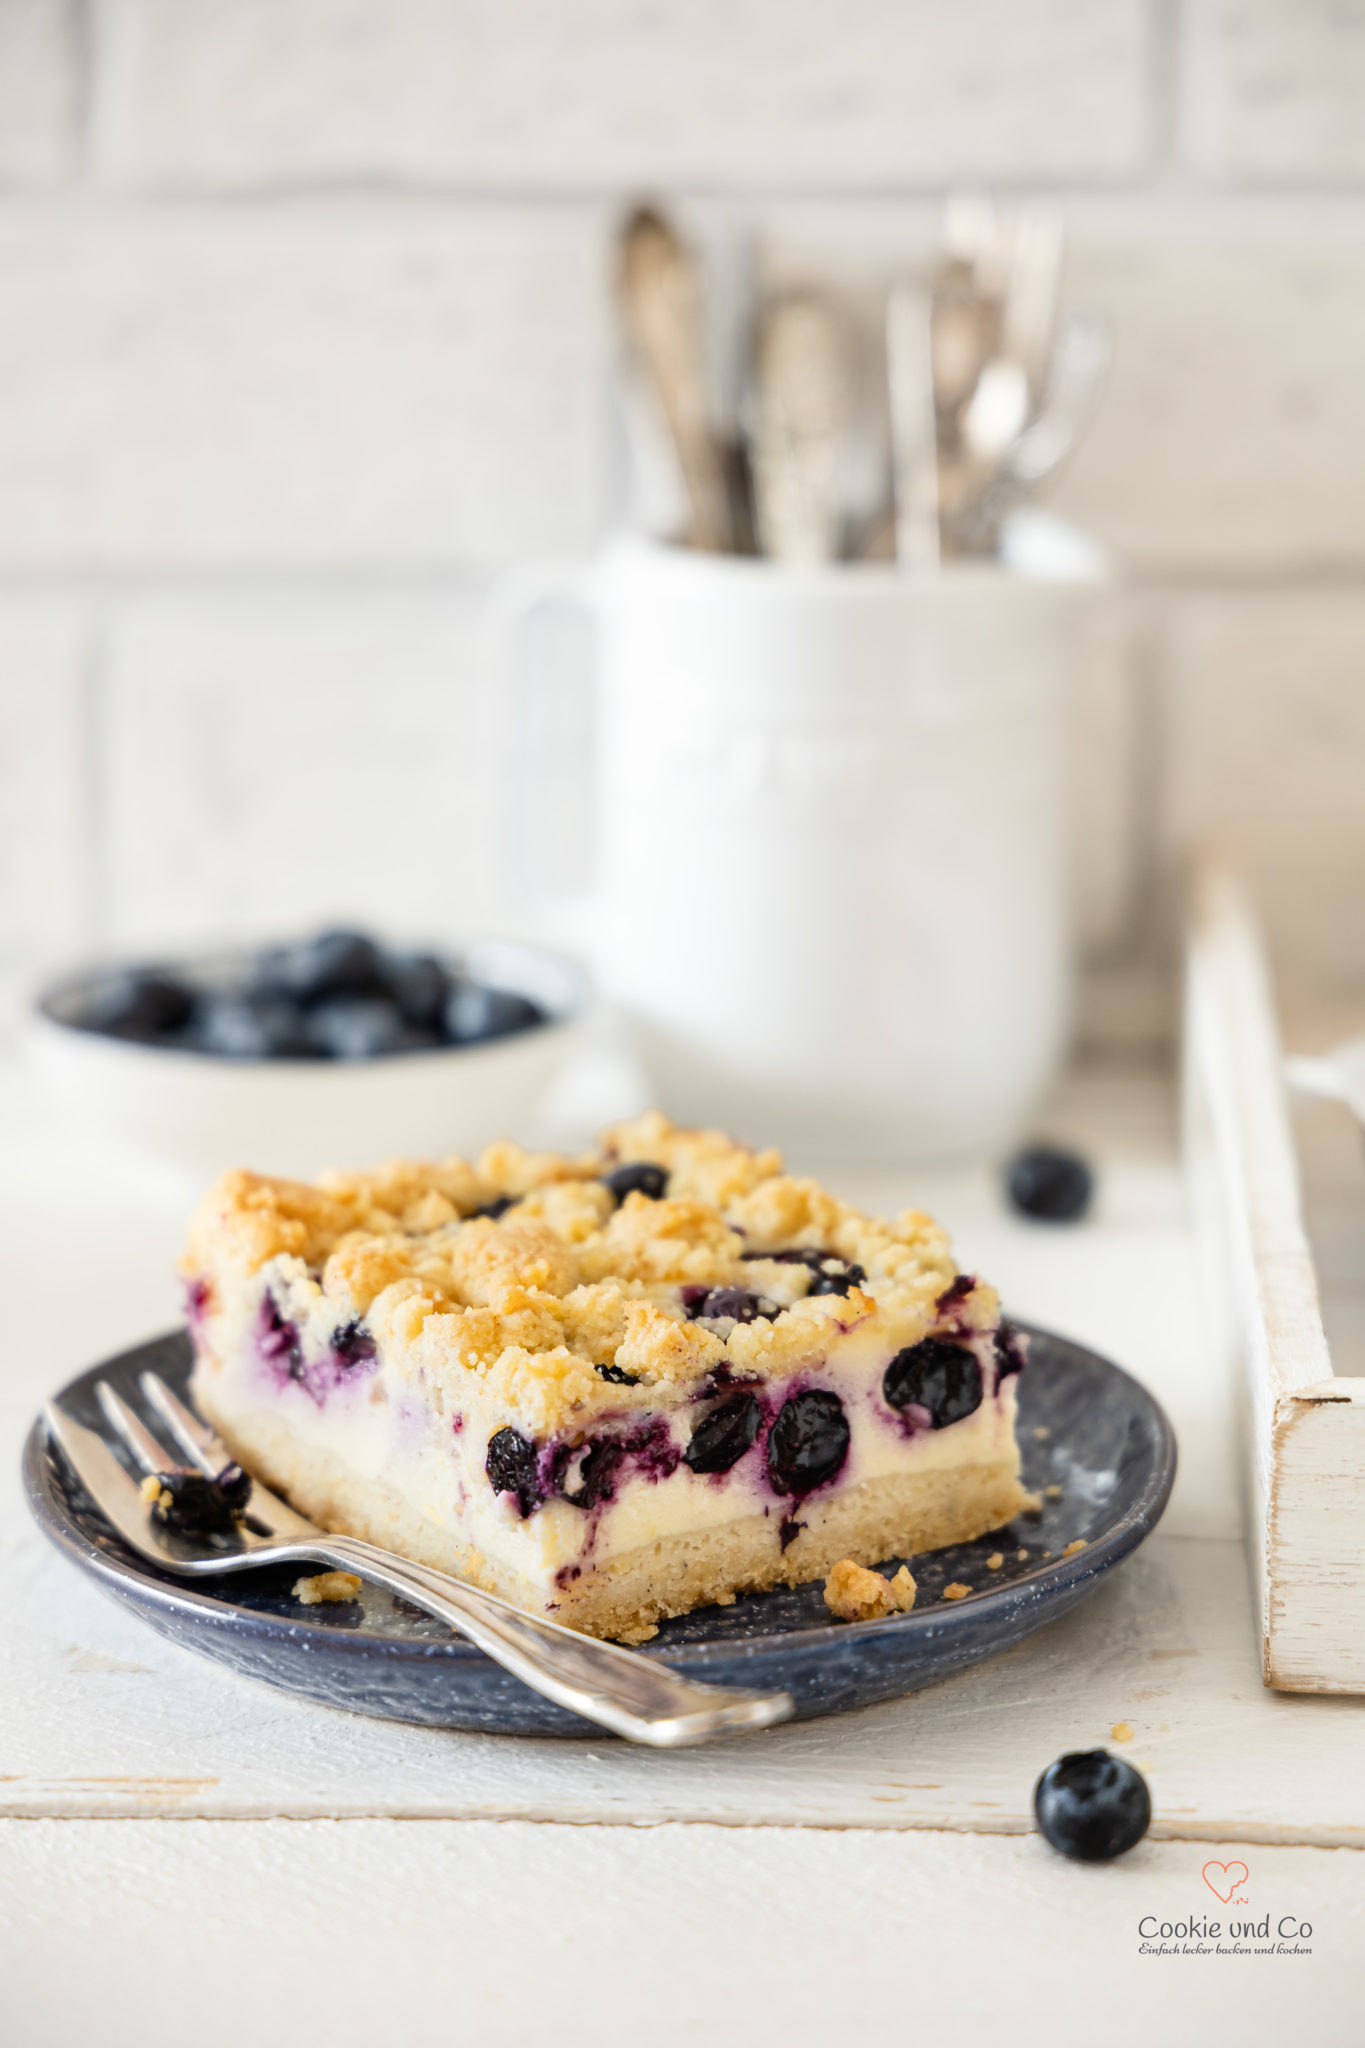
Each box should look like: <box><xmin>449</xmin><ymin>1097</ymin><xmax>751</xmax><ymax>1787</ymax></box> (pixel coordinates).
<box><xmin>942</xmin><ymin>1581</ymin><xmax>972</xmax><ymax>1601</ymax></box>
<box><xmin>293</xmin><ymin>1571</ymin><xmax>362</xmax><ymax>1605</ymax></box>
<box><xmin>823</xmin><ymin>1559</ymin><xmax>917</xmax><ymax>1623</ymax></box>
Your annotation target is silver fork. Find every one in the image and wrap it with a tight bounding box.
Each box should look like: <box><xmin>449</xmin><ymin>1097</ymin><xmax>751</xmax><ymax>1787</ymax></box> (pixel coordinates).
<box><xmin>43</xmin><ymin>1374</ymin><xmax>792</xmax><ymax>1747</ymax></box>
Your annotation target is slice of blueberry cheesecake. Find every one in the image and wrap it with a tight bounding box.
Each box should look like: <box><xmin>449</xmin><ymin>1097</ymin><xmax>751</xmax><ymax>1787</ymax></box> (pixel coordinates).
<box><xmin>183</xmin><ymin>1113</ymin><xmax>1031</xmax><ymax>1642</ymax></box>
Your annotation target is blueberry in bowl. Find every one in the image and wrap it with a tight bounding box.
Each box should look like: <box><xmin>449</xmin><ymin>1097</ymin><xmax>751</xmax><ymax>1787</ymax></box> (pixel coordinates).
<box><xmin>51</xmin><ymin>926</ymin><xmax>559</xmax><ymax>1063</ymax></box>
<box><xmin>31</xmin><ymin>931</ymin><xmax>587</xmax><ymax>1179</ymax></box>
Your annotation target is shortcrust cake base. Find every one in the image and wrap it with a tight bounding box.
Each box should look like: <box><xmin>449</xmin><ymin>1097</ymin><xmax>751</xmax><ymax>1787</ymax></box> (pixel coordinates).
<box><xmin>195</xmin><ymin>1383</ymin><xmax>1029</xmax><ymax>1644</ymax></box>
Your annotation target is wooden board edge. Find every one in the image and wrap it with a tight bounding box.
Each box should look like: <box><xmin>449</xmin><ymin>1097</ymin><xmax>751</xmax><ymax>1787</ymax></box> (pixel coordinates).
<box><xmin>1182</xmin><ymin>855</ymin><xmax>1361</xmax><ymax>1692</ymax></box>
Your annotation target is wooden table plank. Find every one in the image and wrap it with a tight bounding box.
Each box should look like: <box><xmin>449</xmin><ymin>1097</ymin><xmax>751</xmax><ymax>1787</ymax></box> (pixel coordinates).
<box><xmin>6</xmin><ymin>1521</ymin><xmax>1365</xmax><ymax>1844</ymax></box>
<box><xmin>2</xmin><ymin>1818</ymin><xmax>1360</xmax><ymax>2048</ymax></box>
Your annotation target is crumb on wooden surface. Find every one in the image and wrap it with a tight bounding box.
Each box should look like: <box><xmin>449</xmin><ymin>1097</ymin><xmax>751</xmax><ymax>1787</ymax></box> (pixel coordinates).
<box><xmin>293</xmin><ymin>1571</ymin><xmax>362</xmax><ymax>1605</ymax></box>
<box><xmin>1111</xmin><ymin>1721</ymin><xmax>1135</xmax><ymax>1742</ymax></box>
<box><xmin>942</xmin><ymin>1582</ymin><xmax>972</xmax><ymax>1601</ymax></box>
<box><xmin>823</xmin><ymin>1559</ymin><xmax>917</xmax><ymax>1623</ymax></box>
<box><xmin>986</xmin><ymin>1552</ymin><xmax>1004</xmax><ymax>1570</ymax></box>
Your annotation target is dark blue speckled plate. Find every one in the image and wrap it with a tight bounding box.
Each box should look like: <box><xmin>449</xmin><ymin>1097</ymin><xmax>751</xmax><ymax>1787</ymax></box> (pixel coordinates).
<box><xmin>24</xmin><ymin>1323</ymin><xmax>1175</xmax><ymax>1737</ymax></box>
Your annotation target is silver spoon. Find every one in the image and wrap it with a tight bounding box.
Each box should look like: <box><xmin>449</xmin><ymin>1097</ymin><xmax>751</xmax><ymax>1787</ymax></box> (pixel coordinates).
<box><xmin>886</xmin><ymin>279</ymin><xmax>941</xmax><ymax>573</ymax></box>
<box><xmin>748</xmin><ymin>287</ymin><xmax>851</xmax><ymax>564</ymax></box>
<box><xmin>617</xmin><ymin>208</ymin><xmax>733</xmax><ymax>553</ymax></box>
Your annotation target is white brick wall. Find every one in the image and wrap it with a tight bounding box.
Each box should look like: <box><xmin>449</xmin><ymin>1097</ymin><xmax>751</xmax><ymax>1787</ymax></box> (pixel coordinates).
<box><xmin>0</xmin><ymin>1</ymin><xmax>78</xmax><ymax>184</ymax></box>
<box><xmin>1050</xmin><ymin>200</ymin><xmax>1365</xmax><ymax>573</ymax></box>
<box><xmin>2</xmin><ymin>0</ymin><xmax>1364</xmax><ymax>1033</ymax></box>
<box><xmin>0</xmin><ymin>205</ymin><xmax>606</xmax><ymax>568</ymax></box>
<box><xmin>1184</xmin><ymin>1</ymin><xmax>1365</xmax><ymax>183</ymax></box>
<box><xmin>100</xmin><ymin>594</ymin><xmax>497</xmax><ymax>947</ymax></box>
<box><xmin>91</xmin><ymin>0</ymin><xmax>1152</xmax><ymax>190</ymax></box>
<box><xmin>0</xmin><ymin>601</ymin><xmax>91</xmax><ymax>1013</ymax></box>
<box><xmin>1164</xmin><ymin>592</ymin><xmax>1365</xmax><ymax>990</ymax></box>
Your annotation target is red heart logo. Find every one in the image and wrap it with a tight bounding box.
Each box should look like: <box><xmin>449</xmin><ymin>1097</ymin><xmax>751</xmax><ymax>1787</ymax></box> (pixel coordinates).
<box><xmin>1202</xmin><ymin>1860</ymin><xmax>1249</xmax><ymax>1903</ymax></box>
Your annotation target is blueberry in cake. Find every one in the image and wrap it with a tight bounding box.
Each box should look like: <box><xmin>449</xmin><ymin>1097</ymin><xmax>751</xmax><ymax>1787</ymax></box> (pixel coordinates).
<box><xmin>183</xmin><ymin>1114</ymin><xmax>1032</xmax><ymax>1642</ymax></box>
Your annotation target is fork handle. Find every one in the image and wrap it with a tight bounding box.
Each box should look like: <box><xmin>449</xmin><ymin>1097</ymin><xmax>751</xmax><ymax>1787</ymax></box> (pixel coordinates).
<box><xmin>288</xmin><ymin>1535</ymin><xmax>793</xmax><ymax>1747</ymax></box>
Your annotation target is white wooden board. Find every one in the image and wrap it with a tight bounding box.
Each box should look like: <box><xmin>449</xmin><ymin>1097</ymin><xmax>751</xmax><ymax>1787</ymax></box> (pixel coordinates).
<box><xmin>1185</xmin><ymin>861</ymin><xmax>1365</xmax><ymax>1692</ymax></box>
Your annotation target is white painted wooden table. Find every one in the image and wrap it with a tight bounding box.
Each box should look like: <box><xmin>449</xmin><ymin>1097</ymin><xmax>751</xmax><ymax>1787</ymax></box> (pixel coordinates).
<box><xmin>3</xmin><ymin>1065</ymin><xmax>1364</xmax><ymax>2047</ymax></box>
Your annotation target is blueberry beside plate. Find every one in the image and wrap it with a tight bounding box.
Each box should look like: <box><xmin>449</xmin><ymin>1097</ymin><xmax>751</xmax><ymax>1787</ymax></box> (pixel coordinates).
<box><xmin>25</xmin><ymin>1321</ymin><xmax>1176</xmax><ymax>1737</ymax></box>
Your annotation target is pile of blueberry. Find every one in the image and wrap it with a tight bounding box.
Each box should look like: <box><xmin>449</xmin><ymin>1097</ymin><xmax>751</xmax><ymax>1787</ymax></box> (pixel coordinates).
<box><xmin>67</xmin><ymin>928</ymin><xmax>549</xmax><ymax>1062</ymax></box>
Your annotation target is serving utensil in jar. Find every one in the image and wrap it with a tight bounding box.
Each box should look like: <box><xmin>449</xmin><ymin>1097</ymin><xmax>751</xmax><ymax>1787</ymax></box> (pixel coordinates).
<box><xmin>886</xmin><ymin>280</ymin><xmax>941</xmax><ymax>573</ymax></box>
<box><xmin>748</xmin><ymin>287</ymin><xmax>851</xmax><ymax>564</ymax></box>
<box><xmin>617</xmin><ymin>208</ymin><xmax>733</xmax><ymax>554</ymax></box>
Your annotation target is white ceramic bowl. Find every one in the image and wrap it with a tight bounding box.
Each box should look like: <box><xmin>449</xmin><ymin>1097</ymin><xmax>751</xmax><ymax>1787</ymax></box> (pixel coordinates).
<box><xmin>30</xmin><ymin>938</ymin><xmax>588</xmax><ymax>1180</ymax></box>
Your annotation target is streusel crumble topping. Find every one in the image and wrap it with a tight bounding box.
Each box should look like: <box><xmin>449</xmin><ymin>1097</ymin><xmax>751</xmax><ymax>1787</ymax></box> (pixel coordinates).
<box><xmin>185</xmin><ymin>1111</ymin><xmax>990</xmax><ymax>1437</ymax></box>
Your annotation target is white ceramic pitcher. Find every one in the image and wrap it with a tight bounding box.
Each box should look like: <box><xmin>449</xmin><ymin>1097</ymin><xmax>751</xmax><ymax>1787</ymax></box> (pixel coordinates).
<box><xmin>491</xmin><ymin>534</ymin><xmax>1095</xmax><ymax>1161</ymax></box>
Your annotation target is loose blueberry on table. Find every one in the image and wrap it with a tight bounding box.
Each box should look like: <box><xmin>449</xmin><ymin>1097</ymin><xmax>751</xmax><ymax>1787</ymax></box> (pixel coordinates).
<box><xmin>1005</xmin><ymin>1144</ymin><xmax>1095</xmax><ymax>1223</ymax></box>
<box><xmin>1034</xmin><ymin>1749</ymin><xmax>1151</xmax><ymax>1861</ymax></box>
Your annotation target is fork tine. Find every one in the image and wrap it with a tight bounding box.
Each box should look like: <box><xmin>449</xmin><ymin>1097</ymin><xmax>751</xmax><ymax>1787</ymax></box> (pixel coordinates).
<box><xmin>139</xmin><ymin>1371</ymin><xmax>228</xmax><ymax>1477</ymax></box>
<box><xmin>95</xmin><ymin>1380</ymin><xmax>180</xmax><ymax>1477</ymax></box>
<box><xmin>43</xmin><ymin>1404</ymin><xmax>165</xmax><ymax>1554</ymax></box>
<box><xmin>139</xmin><ymin>1371</ymin><xmax>321</xmax><ymax>1542</ymax></box>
